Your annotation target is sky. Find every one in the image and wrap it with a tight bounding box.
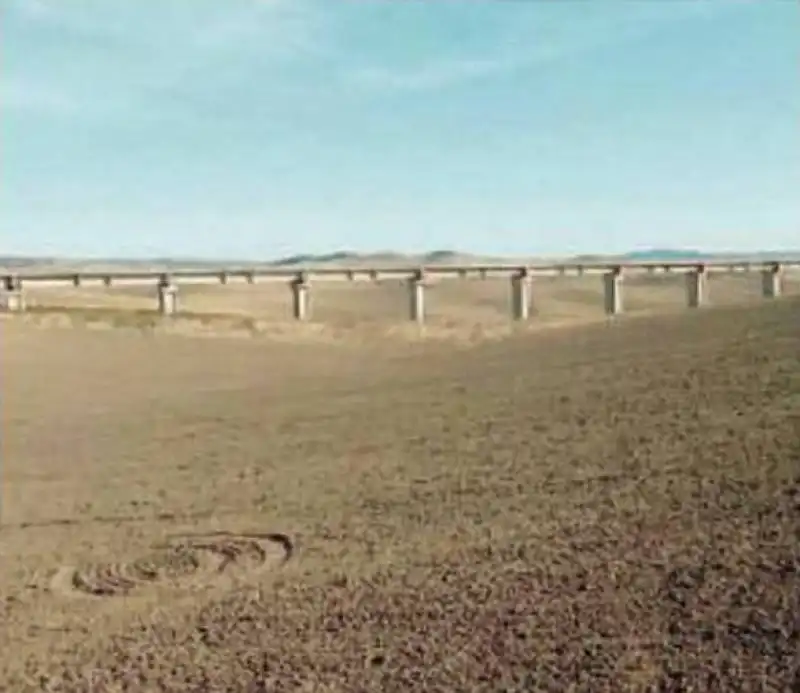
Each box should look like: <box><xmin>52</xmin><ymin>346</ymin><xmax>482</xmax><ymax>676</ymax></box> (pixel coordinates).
<box><xmin>1</xmin><ymin>0</ymin><xmax>798</xmax><ymax>260</ymax></box>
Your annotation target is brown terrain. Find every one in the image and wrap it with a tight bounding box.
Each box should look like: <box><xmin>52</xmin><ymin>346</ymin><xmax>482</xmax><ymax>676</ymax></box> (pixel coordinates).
<box><xmin>1</xmin><ymin>278</ymin><xmax>798</xmax><ymax>691</ymax></box>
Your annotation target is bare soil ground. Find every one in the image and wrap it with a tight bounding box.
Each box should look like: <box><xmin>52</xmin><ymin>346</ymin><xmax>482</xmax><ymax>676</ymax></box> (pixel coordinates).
<box><xmin>1</xmin><ymin>296</ymin><xmax>798</xmax><ymax>691</ymax></box>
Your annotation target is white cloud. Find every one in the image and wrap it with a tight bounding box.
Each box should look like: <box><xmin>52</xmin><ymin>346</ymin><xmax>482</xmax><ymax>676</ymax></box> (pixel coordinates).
<box><xmin>1</xmin><ymin>80</ymin><xmax>84</xmax><ymax>115</ymax></box>
<box><xmin>2</xmin><ymin>0</ymin><xmax>331</xmax><ymax>121</ymax></box>
<box><xmin>187</xmin><ymin>0</ymin><xmax>330</xmax><ymax>60</ymax></box>
<box><xmin>5</xmin><ymin>0</ymin><xmax>55</xmax><ymax>20</ymax></box>
<box><xmin>346</xmin><ymin>54</ymin><xmax>525</xmax><ymax>91</ymax></box>
<box><xmin>339</xmin><ymin>1</ymin><xmax>748</xmax><ymax>93</ymax></box>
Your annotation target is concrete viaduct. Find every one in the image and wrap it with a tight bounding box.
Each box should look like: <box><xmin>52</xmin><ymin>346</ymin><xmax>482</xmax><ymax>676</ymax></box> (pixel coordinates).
<box><xmin>2</xmin><ymin>259</ymin><xmax>798</xmax><ymax>324</ymax></box>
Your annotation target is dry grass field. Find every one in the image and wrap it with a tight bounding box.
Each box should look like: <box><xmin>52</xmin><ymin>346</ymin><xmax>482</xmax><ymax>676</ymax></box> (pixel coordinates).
<box><xmin>1</xmin><ymin>288</ymin><xmax>799</xmax><ymax>690</ymax></box>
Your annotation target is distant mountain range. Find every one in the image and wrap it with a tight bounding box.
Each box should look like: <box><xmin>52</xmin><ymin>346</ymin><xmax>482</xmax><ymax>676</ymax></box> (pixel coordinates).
<box><xmin>271</xmin><ymin>249</ymin><xmax>486</xmax><ymax>266</ymax></box>
<box><xmin>569</xmin><ymin>248</ymin><xmax>797</xmax><ymax>263</ymax></box>
<box><xmin>1</xmin><ymin>248</ymin><xmax>798</xmax><ymax>272</ymax></box>
<box><xmin>622</xmin><ymin>249</ymin><xmax>708</xmax><ymax>261</ymax></box>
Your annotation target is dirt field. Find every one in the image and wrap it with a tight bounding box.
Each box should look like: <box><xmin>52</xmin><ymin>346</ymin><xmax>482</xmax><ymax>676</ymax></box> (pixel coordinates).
<box><xmin>1</xmin><ymin>295</ymin><xmax>799</xmax><ymax>691</ymax></box>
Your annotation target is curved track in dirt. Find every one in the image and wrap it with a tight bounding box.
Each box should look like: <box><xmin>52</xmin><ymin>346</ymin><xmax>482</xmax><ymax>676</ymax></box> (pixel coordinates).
<box><xmin>49</xmin><ymin>531</ymin><xmax>293</xmax><ymax>598</ymax></box>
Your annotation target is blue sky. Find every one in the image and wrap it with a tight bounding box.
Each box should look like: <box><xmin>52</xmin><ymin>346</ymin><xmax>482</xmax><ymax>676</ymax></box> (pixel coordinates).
<box><xmin>1</xmin><ymin>0</ymin><xmax>798</xmax><ymax>259</ymax></box>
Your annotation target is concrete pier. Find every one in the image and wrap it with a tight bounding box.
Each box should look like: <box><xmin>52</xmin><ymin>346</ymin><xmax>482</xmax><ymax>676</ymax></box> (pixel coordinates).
<box><xmin>511</xmin><ymin>269</ymin><xmax>531</xmax><ymax>321</ymax></box>
<box><xmin>409</xmin><ymin>271</ymin><xmax>426</xmax><ymax>324</ymax></box>
<box><xmin>291</xmin><ymin>274</ymin><xmax>310</xmax><ymax>321</ymax></box>
<box><xmin>686</xmin><ymin>265</ymin><xmax>707</xmax><ymax>308</ymax></box>
<box><xmin>762</xmin><ymin>263</ymin><xmax>782</xmax><ymax>299</ymax></box>
<box><xmin>2</xmin><ymin>275</ymin><xmax>24</xmax><ymax>312</ymax></box>
<box><xmin>603</xmin><ymin>267</ymin><xmax>623</xmax><ymax>316</ymax></box>
<box><xmin>157</xmin><ymin>275</ymin><xmax>178</xmax><ymax>315</ymax></box>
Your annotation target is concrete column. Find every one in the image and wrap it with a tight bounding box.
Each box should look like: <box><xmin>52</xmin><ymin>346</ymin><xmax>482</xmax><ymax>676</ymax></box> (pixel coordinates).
<box><xmin>2</xmin><ymin>275</ymin><xmax>24</xmax><ymax>312</ymax></box>
<box><xmin>603</xmin><ymin>267</ymin><xmax>623</xmax><ymax>316</ymax></box>
<box><xmin>511</xmin><ymin>269</ymin><xmax>531</xmax><ymax>321</ymax></box>
<box><xmin>291</xmin><ymin>274</ymin><xmax>310</xmax><ymax>321</ymax></box>
<box><xmin>409</xmin><ymin>271</ymin><xmax>426</xmax><ymax>324</ymax></box>
<box><xmin>157</xmin><ymin>275</ymin><xmax>178</xmax><ymax>315</ymax></box>
<box><xmin>762</xmin><ymin>263</ymin><xmax>782</xmax><ymax>299</ymax></box>
<box><xmin>686</xmin><ymin>265</ymin><xmax>707</xmax><ymax>308</ymax></box>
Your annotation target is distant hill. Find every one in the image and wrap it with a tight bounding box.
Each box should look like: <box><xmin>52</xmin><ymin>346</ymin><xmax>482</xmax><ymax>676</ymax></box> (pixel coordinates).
<box><xmin>568</xmin><ymin>249</ymin><xmax>707</xmax><ymax>263</ymax></box>
<box><xmin>0</xmin><ymin>256</ymin><xmax>61</xmax><ymax>268</ymax></box>
<box><xmin>622</xmin><ymin>248</ymin><xmax>705</xmax><ymax>261</ymax></box>
<box><xmin>570</xmin><ymin>249</ymin><xmax>800</xmax><ymax>264</ymax></box>
<box><xmin>2</xmin><ymin>247</ymin><xmax>798</xmax><ymax>274</ymax></box>
<box><xmin>272</xmin><ymin>251</ymin><xmax>360</xmax><ymax>266</ymax></box>
<box><xmin>270</xmin><ymin>249</ymin><xmax>491</xmax><ymax>267</ymax></box>
<box><xmin>423</xmin><ymin>250</ymin><xmax>461</xmax><ymax>264</ymax></box>
<box><xmin>620</xmin><ymin>249</ymin><xmax>800</xmax><ymax>263</ymax></box>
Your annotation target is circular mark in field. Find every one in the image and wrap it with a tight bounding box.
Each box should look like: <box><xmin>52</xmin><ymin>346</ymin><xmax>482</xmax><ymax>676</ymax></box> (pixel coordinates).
<box><xmin>48</xmin><ymin>531</ymin><xmax>293</xmax><ymax>599</ymax></box>
<box><xmin>162</xmin><ymin>531</ymin><xmax>294</xmax><ymax>575</ymax></box>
